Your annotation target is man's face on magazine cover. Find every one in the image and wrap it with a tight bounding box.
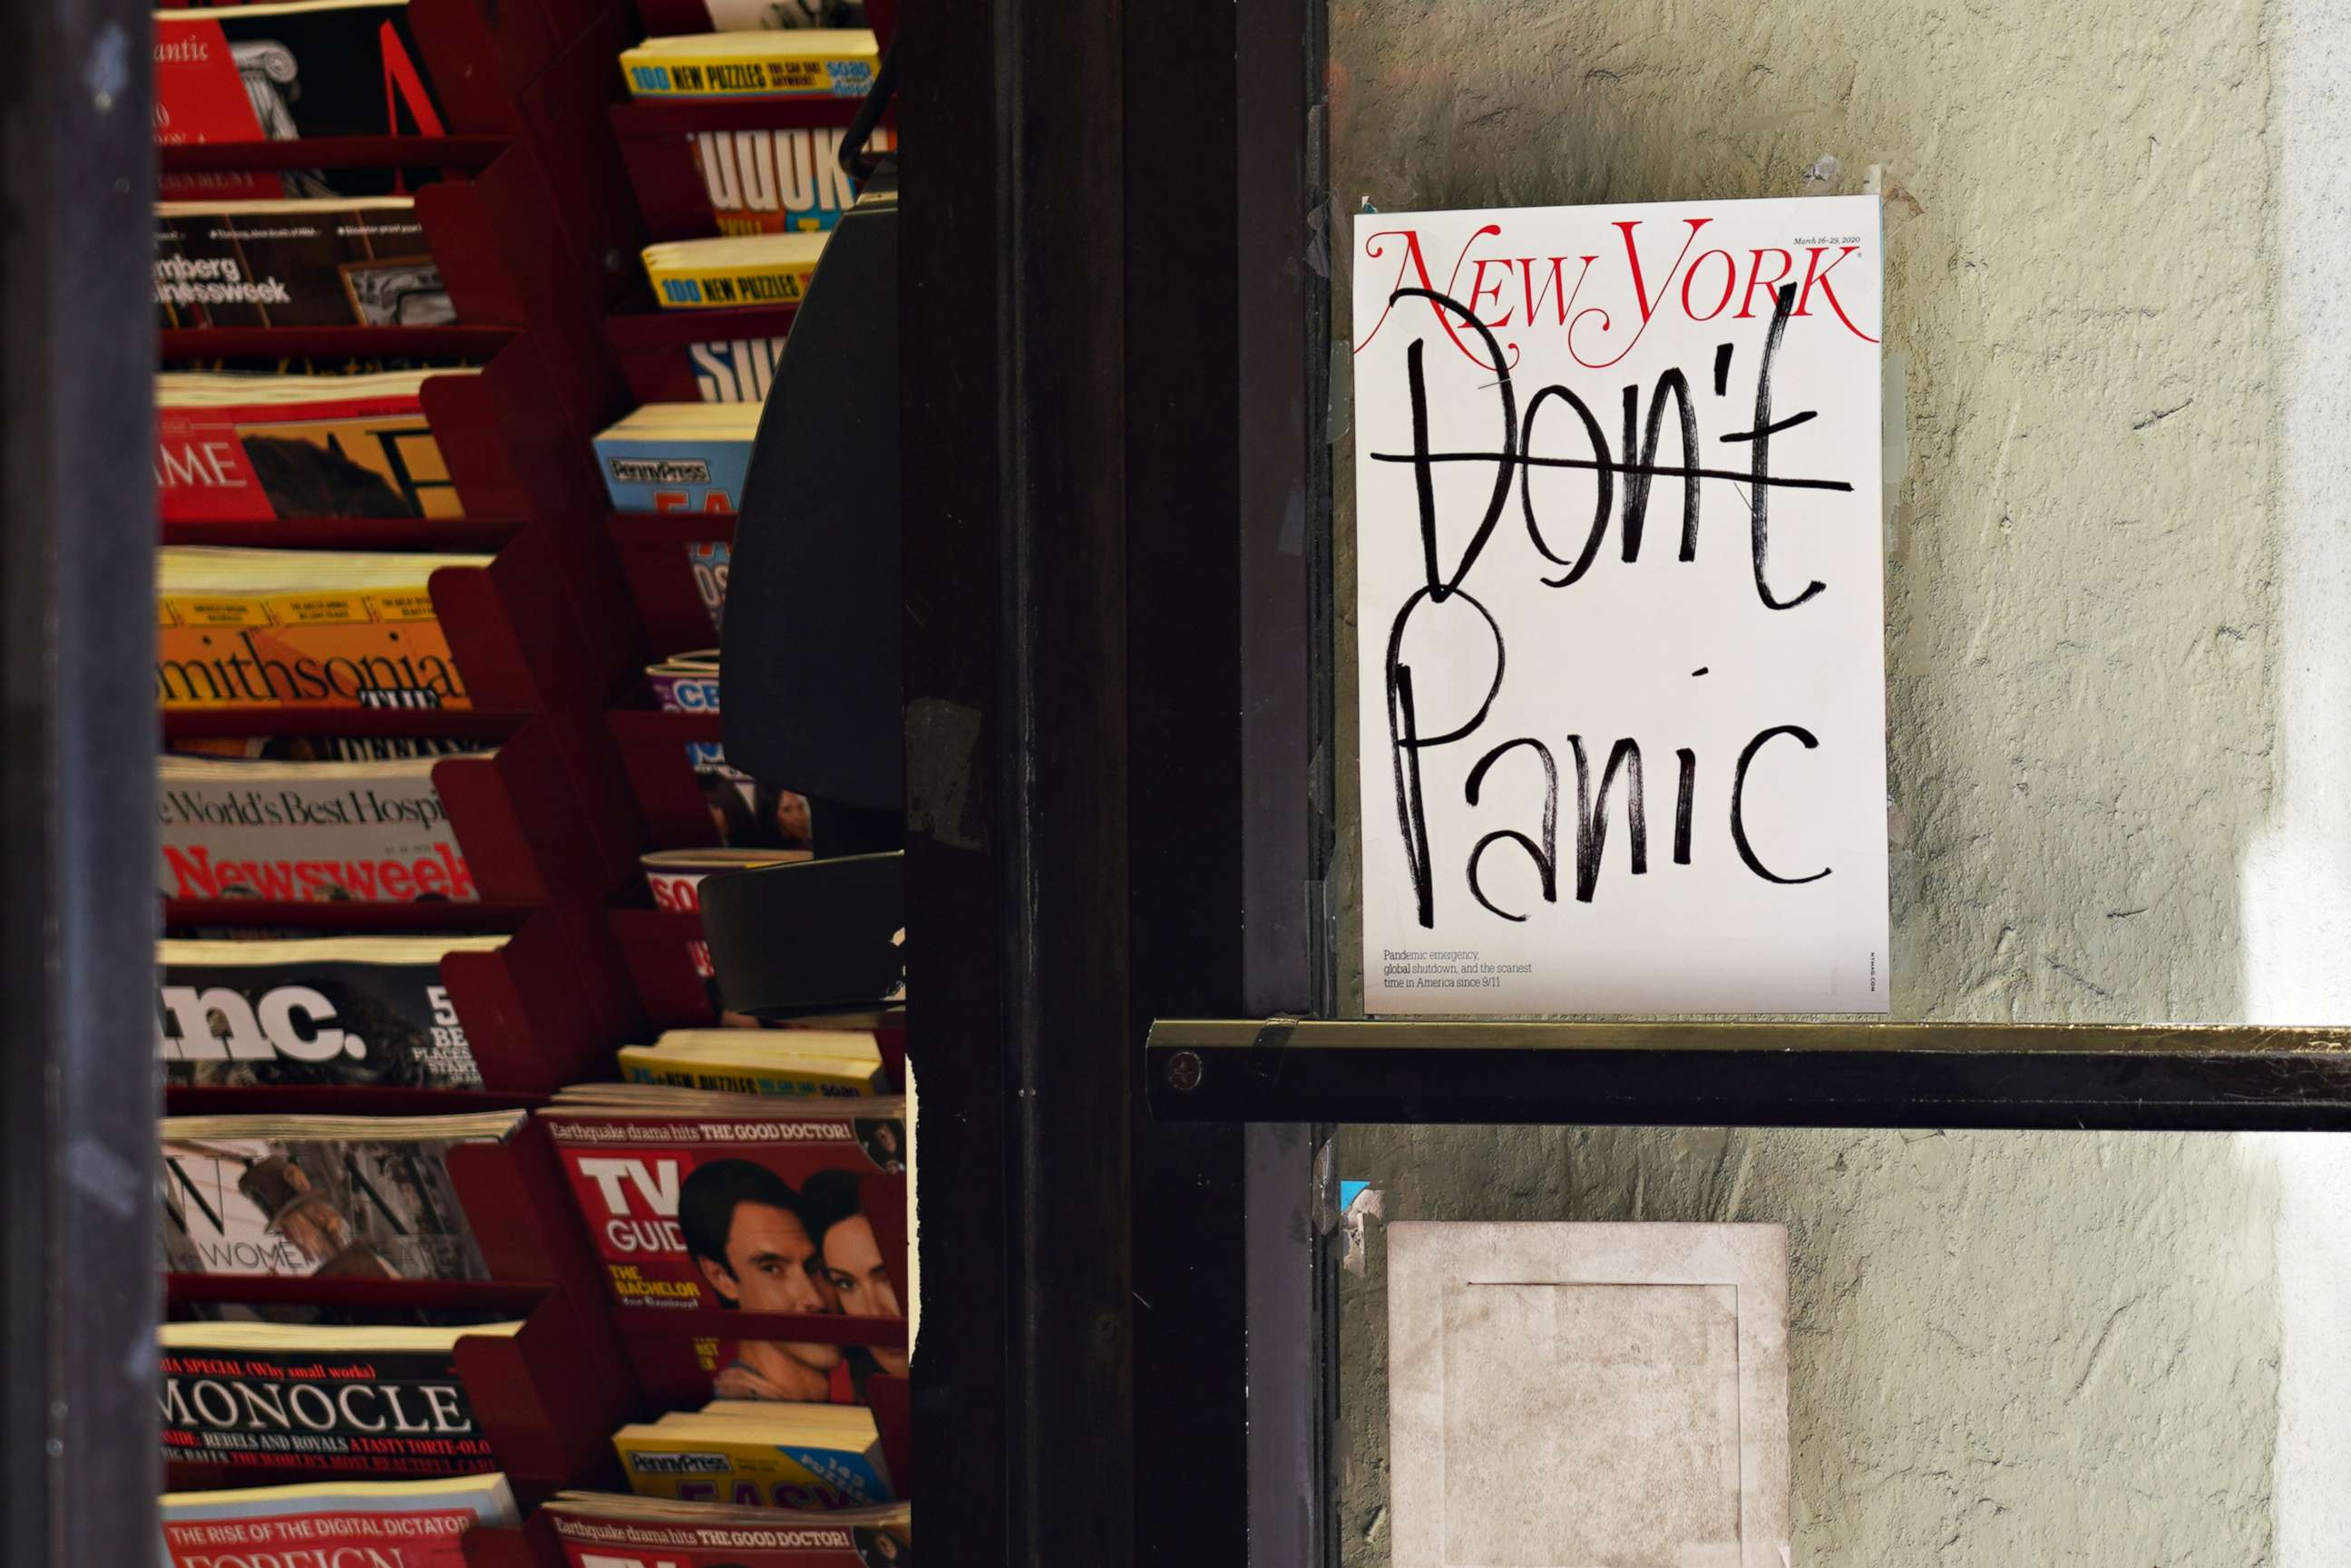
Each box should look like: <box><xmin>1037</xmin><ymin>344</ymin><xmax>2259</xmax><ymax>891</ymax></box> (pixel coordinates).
<box><xmin>703</xmin><ymin>1199</ymin><xmax>842</xmax><ymax>1370</ymax></box>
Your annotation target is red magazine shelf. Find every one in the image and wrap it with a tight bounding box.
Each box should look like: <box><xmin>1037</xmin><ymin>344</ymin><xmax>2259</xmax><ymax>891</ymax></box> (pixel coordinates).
<box><xmin>161</xmin><ymin>326</ymin><xmax>518</xmax><ymax>361</ymax></box>
<box><xmin>161</xmin><ymin>707</ymin><xmax>532</xmax><ymax>741</ymax></box>
<box><xmin>157</xmin><ymin>136</ymin><xmax>509</xmax><ymax>177</ymax></box>
<box><xmin>609</xmin><ymin>516</ymin><xmax>729</xmax><ymax>657</ymax></box>
<box><xmin>605</xmin><ymin>303</ymin><xmax>798</xmax><ymax>405</ymax></box>
<box><xmin>444</xmin><ymin>911</ymin><xmax>638</xmax><ymax>1094</ymax></box>
<box><xmin>630</xmin><ymin>0</ymin><xmax>898</xmax><ymax>46</ymax></box>
<box><xmin>164</xmin><ymin>1086</ymin><xmax>541</xmax><ymax>1117</ymax></box>
<box><xmin>607</xmin><ymin>513</ymin><xmax>738</xmax><ymax>546</ymax></box>
<box><xmin>610</xmin><ymin>908</ymin><xmax>719</xmax><ymax>1027</ymax></box>
<box><xmin>162</xmin><ymin>516</ymin><xmax>524</xmax><ymax>553</ymax></box>
<box><xmin>610</xmin><ymin>710</ymin><xmax>726</xmax><ymax>846</ymax></box>
<box><xmin>164</xmin><ymin>899</ymin><xmax>536</xmax><ymax>934</ymax></box>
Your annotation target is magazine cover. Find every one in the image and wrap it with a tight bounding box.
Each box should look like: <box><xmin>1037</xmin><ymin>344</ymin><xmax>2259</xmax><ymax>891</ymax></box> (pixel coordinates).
<box><xmin>545</xmin><ymin>1495</ymin><xmax>910</xmax><ymax>1568</ymax></box>
<box><xmin>541</xmin><ymin>1103</ymin><xmax>905</xmax><ymax>1404</ymax></box>
<box><xmin>645</xmin><ymin>234</ymin><xmax>825</xmax><ymax>311</ymax></box>
<box><xmin>688</xmin><ymin>125</ymin><xmax>889</xmax><ymax>237</ymax></box>
<box><xmin>157</xmin><ymin>755</ymin><xmax>476</xmax><ymax>903</ymax></box>
<box><xmin>159</xmin><ymin>372</ymin><xmax>468</xmax><ymax>521</ymax></box>
<box><xmin>157</xmin><ymin>548</ymin><xmax>482</xmax><ymax>714</ymax></box>
<box><xmin>595</xmin><ymin>404</ymin><xmax>759</xmax><ymax>514</ymax></box>
<box><xmin>160</xmin><ymin>936</ymin><xmax>501</xmax><ymax>1088</ymax></box>
<box><xmin>621</xmin><ymin>31</ymin><xmax>878</xmax><ymax>101</ymax></box>
<box><xmin>1351</xmin><ymin>197</ymin><xmax>1888</xmax><ymax>1012</ymax></box>
<box><xmin>159</xmin><ymin>1112</ymin><xmax>522</xmax><ymax>1280</ymax></box>
<box><xmin>161</xmin><ymin>1475</ymin><xmax>519</xmax><ymax>1568</ymax></box>
<box><xmin>155</xmin><ymin>0</ymin><xmax>447</xmax><ymax>144</ymax></box>
<box><xmin>157</xmin><ymin>200</ymin><xmax>452</xmax><ymax>330</ymax></box>
<box><xmin>159</xmin><ymin>1328</ymin><xmax>517</xmax><ymax>1482</ymax></box>
<box><xmin>607</xmin><ymin>1407</ymin><xmax>892</xmax><ymax>1510</ymax></box>
<box><xmin>689</xmin><ymin>539</ymin><xmax>731</xmax><ymax>628</ymax></box>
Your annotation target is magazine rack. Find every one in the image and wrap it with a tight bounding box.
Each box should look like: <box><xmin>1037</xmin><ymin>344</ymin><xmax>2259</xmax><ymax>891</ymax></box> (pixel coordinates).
<box><xmin>609</xmin><ymin>517</ymin><xmax>732</xmax><ymax>658</ymax></box>
<box><xmin>147</xmin><ymin>0</ymin><xmax>921</xmax><ymax>1526</ymax></box>
<box><xmin>610</xmin><ymin>908</ymin><xmax>721</xmax><ymax>1027</ymax></box>
<box><xmin>610</xmin><ymin>97</ymin><xmax>884</xmax><ymax>242</ymax></box>
<box><xmin>605</xmin><ymin>303</ymin><xmax>799</xmax><ymax>404</ymax></box>
<box><xmin>610</xmin><ymin>710</ymin><xmax>728</xmax><ymax>845</ymax></box>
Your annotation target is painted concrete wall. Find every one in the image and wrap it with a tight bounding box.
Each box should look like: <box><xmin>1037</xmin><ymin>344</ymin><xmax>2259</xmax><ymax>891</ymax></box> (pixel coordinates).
<box><xmin>1325</xmin><ymin>0</ymin><xmax>2351</xmax><ymax>1559</ymax></box>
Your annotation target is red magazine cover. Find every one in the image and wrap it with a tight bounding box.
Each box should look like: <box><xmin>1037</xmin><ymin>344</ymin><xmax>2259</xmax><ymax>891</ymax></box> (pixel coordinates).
<box><xmin>159</xmin><ymin>378</ymin><xmax>463</xmax><ymax>521</ymax></box>
<box><xmin>545</xmin><ymin>1499</ymin><xmax>912</xmax><ymax>1568</ymax></box>
<box><xmin>541</xmin><ymin>1106</ymin><xmax>906</xmax><ymax>1406</ymax></box>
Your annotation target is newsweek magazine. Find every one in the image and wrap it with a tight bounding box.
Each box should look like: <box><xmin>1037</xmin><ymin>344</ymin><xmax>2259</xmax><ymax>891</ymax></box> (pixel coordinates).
<box><xmin>161</xmin><ymin>1475</ymin><xmax>518</xmax><ymax>1568</ymax></box>
<box><xmin>544</xmin><ymin>1494</ymin><xmax>910</xmax><ymax>1568</ymax></box>
<box><xmin>160</xmin><ymin>936</ymin><xmax>502</xmax><ymax>1088</ymax></box>
<box><xmin>154</xmin><ymin>0</ymin><xmax>448</xmax><ymax>144</ymax></box>
<box><xmin>541</xmin><ymin>1097</ymin><xmax>906</xmax><ymax>1404</ymax></box>
<box><xmin>160</xmin><ymin>1325</ymin><xmax>519</xmax><ymax>1482</ymax></box>
<box><xmin>156</xmin><ymin>199</ymin><xmax>453</xmax><ymax>330</ymax></box>
<box><xmin>158</xmin><ymin>755</ymin><xmax>476</xmax><ymax>904</ymax></box>
<box><xmin>159</xmin><ymin>371</ymin><xmax>472</xmax><ymax>521</ymax></box>
<box><xmin>160</xmin><ymin>1111</ymin><xmax>522</xmax><ymax>1280</ymax></box>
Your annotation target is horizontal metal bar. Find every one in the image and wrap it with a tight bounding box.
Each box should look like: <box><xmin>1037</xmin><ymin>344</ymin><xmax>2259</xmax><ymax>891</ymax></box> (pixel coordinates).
<box><xmin>1146</xmin><ymin>1018</ymin><xmax>2351</xmax><ymax>1056</ymax></box>
<box><xmin>1145</xmin><ymin>1022</ymin><xmax>2351</xmax><ymax>1132</ymax></box>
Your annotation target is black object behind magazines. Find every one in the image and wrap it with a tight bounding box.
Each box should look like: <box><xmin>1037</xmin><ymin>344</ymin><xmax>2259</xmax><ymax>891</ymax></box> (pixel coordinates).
<box><xmin>722</xmin><ymin>48</ymin><xmax>902</xmax><ymax>837</ymax></box>
<box><xmin>699</xmin><ymin>852</ymin><xmax>905</xmax><ymax>1018</ymax></box>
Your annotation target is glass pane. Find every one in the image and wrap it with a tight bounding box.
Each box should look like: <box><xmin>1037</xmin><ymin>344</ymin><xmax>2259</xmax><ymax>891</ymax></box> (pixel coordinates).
<box><xmin>1333</xmin><ymin>1123</ymin><xmax>2351</xmax><ymax>1564</ymax></box>
<box><xmin>1325</xmin><ymin>0</ymin><xmax>2351</xmax><ymax>1024</ymax></box>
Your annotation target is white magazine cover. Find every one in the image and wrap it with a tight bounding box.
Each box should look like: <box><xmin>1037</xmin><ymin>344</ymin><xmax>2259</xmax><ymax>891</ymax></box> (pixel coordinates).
<box><xmin>157</xmin><ymin>755</ymin><xmax>475</xmax><ymax>904</ymax></box>
<box><xmin>1352</xmin><ymin>195</ymin><xmax>1889</xmax><ymax>1014</ymax></box>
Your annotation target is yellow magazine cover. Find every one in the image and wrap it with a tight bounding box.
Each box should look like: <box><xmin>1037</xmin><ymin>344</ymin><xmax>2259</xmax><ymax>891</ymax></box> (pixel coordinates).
<box><xmin>611</xmin><ymin>1411</ymin><xmax>893</xmax><ymax>1511</ymax></box>
<box><xmin>643</xmin><ymin>234</ymin><xmax>827</xmax><ymax>311</ymax></box>
<box><xmin>156</xmin><ymin>549</ymin><xmax>483</xmax><ymax>711</ymax></box>
<box><xmin>620</xmin><ymin>30</ymin><xmax>878</xmax><ymax>102</ymax></box>
<box><xmin>616</xmin><ymin>1030</ymin><xmax>887</xmax><ymax>1097</ymax></box>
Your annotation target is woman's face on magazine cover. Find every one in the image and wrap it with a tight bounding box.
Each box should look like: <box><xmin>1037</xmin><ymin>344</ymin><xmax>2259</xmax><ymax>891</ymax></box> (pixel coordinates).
<box><xmin>823</xmin><ymin>1213</ymin><xmax>908</xmax><ymax>1376</ymax></box>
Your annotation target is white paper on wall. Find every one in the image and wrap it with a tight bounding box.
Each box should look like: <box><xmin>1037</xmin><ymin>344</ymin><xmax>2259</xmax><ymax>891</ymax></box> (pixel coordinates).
<box><xmin>1352</xmin><ymin>195</ymin><xmax>1890</xmax><ymax>1014</ymax></box>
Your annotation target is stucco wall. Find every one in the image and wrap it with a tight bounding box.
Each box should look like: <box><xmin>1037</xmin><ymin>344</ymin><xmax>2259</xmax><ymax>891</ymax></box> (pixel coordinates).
<box><xmin>1336</xmin><ymin>1126</ymin><xmax>2290</xmax><ymax>1566</ymax></box>
<box><xmin>1325</xmin><ymin>0</ymin><xmax>2349</xmax><ymax>1560</ymax></box>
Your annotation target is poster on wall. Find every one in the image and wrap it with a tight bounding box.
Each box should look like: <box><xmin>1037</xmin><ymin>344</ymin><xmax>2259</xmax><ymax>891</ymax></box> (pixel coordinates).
<box><xmin>1353</xmin><ymin>195</ymin><xmax>1888</xmax><ymax>1014</ymax></box>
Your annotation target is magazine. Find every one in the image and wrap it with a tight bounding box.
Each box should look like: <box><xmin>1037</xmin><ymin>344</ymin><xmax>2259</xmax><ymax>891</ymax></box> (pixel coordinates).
<box><xmin>616</xmin><ymin>1029</ymin><xmax>888</xmax><ymax>1098</ymax></box>
<box><xmin>155</xmin><ymin>0</ymin><xmax>447</xmax><ymax>144</ymax></box>
<box><xmin>160</xmin><ymin>1111</ymin><xmax>524</xmax><ymax>1281</ymax></box>
<box><xmin>545</xmin><ymin>1492</ymin><xmax>909</xmax><ymax>1568</ymax></box>
<box><xmin>159</xmin><ymin>370</ymin><xmax>472</xmax><ymax>521</ymax></box>
<box><xmin>160</xmin><ymin>1324</ymin><xmax>520</xmax><ymax>1482</ymax></box>
<box><xmin>541</xmin><ymin>1097</ymin><xmax>905</xmax><ymax>1404</ymax></box>
<box><xmin>688</xmin><ymin>124</ymin><xmax>889</xmax><ymax>237</ymax></box>
<box><xmin>643</xmin><ymin>233</ymin><xmax>826</xmax><ymax>310</ymax></box>
<box><xmin>157</xmin><ymin>755</ymin><xmax>475</xmax><ymax>904</ymax></box>
<box><xmin>595</xmin><ymin>404</ymin><xmax>758</xmax><ymax>514</ymax></box>
<box><xmin>642</xmin><ymin>848</ymin><xmax>810</xmax><ymax>1009</ymax></box>
<box><xmin>157</xmin><ymin>547</ymin><xmax>484</xmax><ymax>712</ymax></box>
<box><xmin>621</xmin><ymin>30</ymin><xmax>878</xmax><ymax>101</ymax></box>
<box><xmin>161</xmin><ymin>1474</ymin><xmax>518</xmax><ymax>1568</ymax></box>
<box><xmin>608</xmin><ymin>1405</ymin><xmax>893</xmax><ymax>1510</ymax></box>
<box><xmin>156</xmin><ymin>199</ymin><xmax>453</xmax><ymax>330</ymax></box>
<box><xmin>160</xmin><ymin>935</ymin><xmax>503</xmax><ymax>1087</ymax></box>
